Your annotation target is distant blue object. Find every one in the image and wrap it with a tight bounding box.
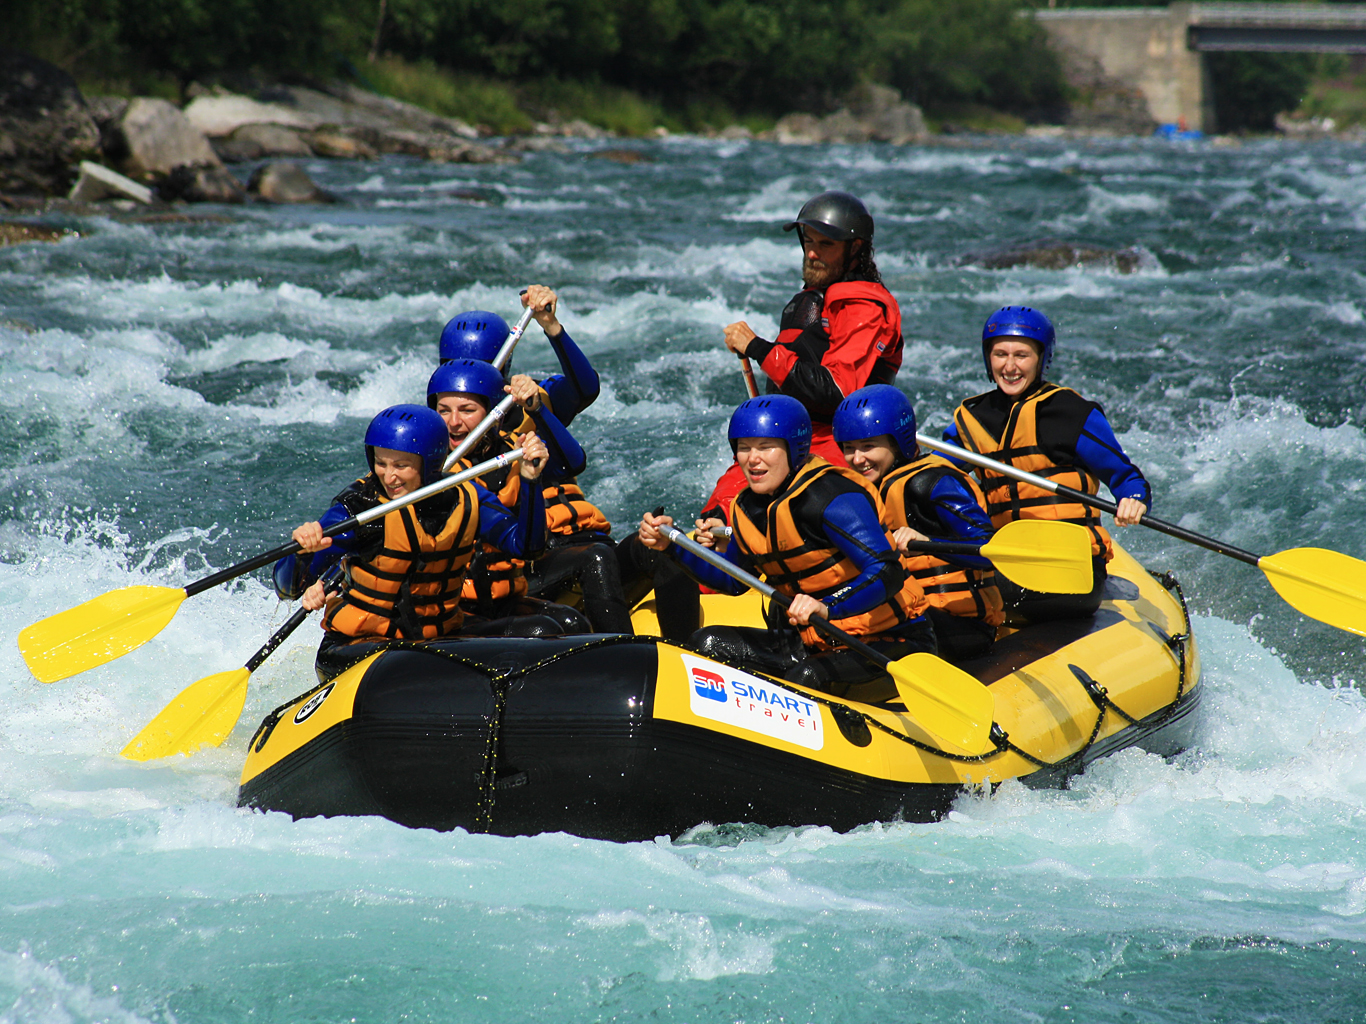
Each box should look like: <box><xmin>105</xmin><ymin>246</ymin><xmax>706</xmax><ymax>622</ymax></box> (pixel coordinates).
<box><xmin>1155</xmin><ymin>123</ymin><xmax>1204</xmax><ymax>141</ymax></box>
<box><xmin>833</xmin><ymin>385</ymin><xmax>917</xmax><ymax>460</ymax></box>
<box><xmin>439</xmin><ymin>311</ymin><xmax>509</xmax><ymax>364</ymax></box>
<box><xmin>728</xmin><ymin>395</ymin><xmax>812</xmax><ymax>465</ymax></box>
<box><xmin>364</xmin><ymin>404</ymin><xmax>450</xmax><ymax>484</ymax></box>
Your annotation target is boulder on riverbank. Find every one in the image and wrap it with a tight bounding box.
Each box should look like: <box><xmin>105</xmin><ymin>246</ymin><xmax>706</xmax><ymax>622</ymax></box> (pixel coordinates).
<box><xmin>246</xmin><ymin>161</ymin><xmax>335</xmax><ymax>204</ymax></box>
<box><xmin>0</xmin><ymin>50</ymin><xmax>101</xmax><ymax>195</ymax></box>
<box><xmin>774</xmin><ymin>84</ymin><xmax>928</xmax><ymax>145</ymax></box>
<box><xmin>105</xmin><ymin>98</ymin><xmax>223</xmax><ymax>181</ymax></box>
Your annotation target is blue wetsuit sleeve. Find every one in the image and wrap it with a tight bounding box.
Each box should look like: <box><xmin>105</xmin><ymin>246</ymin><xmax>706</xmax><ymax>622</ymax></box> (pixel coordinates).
<box><xmin>670</xmin><ymin>541</ymin><xmax>749</xmax><ymax>596</ymax></box>
<box><xmin>924</xmin><ymin>475</ymin><xmax>994</xmax><ymax>570</ymax></box>
<box><xmin>271</xmin><ymin>503</ymin><xmax>354</xmax><ymax>599</ymax></box>
<box><xmin>819</xmin><ymin>492</ymin><xmax>908</xmax><ymax>620</ymax></box>
<box><xmin>1075</xmin><ymin>408</ymin><xmax>1152</xmax><ymax>508</ymax></box>
<box><xmin>539</xmin><ymin>326</ymin><xmax>600</xmax><ymax>425</ymax></box>
<box><xmin>528</xmin><ymin>404</ymin><xmax>587</xmax><ymax>482</ymax></box>
<box><xmin>938</xmin><ymin>422</ymin><xmax>973</xmax><ymax>471</ymax></box>
<box><xmin>476</xmin><ymin>479</ymin><xmax>546</xmax><ymax>559</ymax></box>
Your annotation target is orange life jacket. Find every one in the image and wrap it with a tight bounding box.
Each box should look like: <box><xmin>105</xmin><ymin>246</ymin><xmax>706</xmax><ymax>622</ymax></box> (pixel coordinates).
<box><xmin>324</xmin><ymin>482</ymin><xmax>480</xmax><ymax>639</ymax></box>
<box><xmin>458</xmin><ymin>438</ymin><xmax>528</xmax><ymax>607</ymax></box>
<box><xmin>729</xmin><ymin>456</ymin><xmax>927</xmax><ymax>648</ymax></box>
<box><xmin>543</xmin><ymin>480</ymin><xmax>611</xmax><ymax>538</ymax></box>
<box><xmin>953</xmin><ymin>383</ymin><xmax>1113</xmax><ymax>560</ymax></box>
<box><xmin>879</xmin><ymin>455</ymin><xmax>1004</xmax><ymax>626</ymax></box>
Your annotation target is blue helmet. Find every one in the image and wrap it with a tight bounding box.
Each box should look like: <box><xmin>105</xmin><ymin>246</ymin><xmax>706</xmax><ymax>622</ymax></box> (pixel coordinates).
<box><xmin>439</xmin><ymin>310</ymin><xmax>509</xmax><ymax>364</ymax></box>
<box><xmin>728</xmin><ymin>395</ymin><xmax>812</xmax><ymax>465</ymax></box>
<box><xmin>981</xmin><ymin>305</ymin><xmax>1055</xmax><ymax>379</ymax></box>
<box><xmin>426</xmin><ymin>358</ymin><xmax>505</xmax><ymax>411</ymax></box>
<box><xmin>833</xmin><ymin>385</ymin><xmax>917</xmax><ymax>460</ymax></box>
<box><xmin>364</xmin><ymin>404</ymin><xmax>450</xmax><ymax>484</ymax></box>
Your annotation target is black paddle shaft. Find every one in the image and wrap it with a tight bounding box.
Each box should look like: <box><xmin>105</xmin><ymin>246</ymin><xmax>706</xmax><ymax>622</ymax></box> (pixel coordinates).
<box><xmin>662</xmin><ymin>524</ymin><xmax>892</xmax><ymax>670</ymax></box>
<box><xmin>242</xmin><ymin>569</ymin><xmax>343</xmax><ymax>672</ymax></box>
<box><xmin>1050</xmin><ymin>482</ymin><xmax>1262</xmax><ymax>567</ymax></box>
<box><xmin>762</xmin><ymin>587</ymin><xmax>893</xmax><ymax>669</ymax></box>
<box><xmin>183</xmin><ymin>516</ymin><xmax>361</xmax><ymax>599</ymax></box>
<box><xmin>901</xmin><ymin>540</ymin><xmax>985</xmax><ymax>556</ymax></box>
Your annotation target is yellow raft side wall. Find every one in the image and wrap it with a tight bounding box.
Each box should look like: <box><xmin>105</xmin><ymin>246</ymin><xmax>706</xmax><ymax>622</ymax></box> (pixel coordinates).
<box><xmin>240</xmin><ymin>541</ymin><xmax>1197</xmax><ymax>794</ymax></box>
<box><xmin>645</xmin><ymin>539</ymin><xmax>1198</xmax><ymax>787</ymax></box>
<box><xmin>240</xmin><ymin>653</ymin><xmax>380</xmax><ymax>788</ymax></box>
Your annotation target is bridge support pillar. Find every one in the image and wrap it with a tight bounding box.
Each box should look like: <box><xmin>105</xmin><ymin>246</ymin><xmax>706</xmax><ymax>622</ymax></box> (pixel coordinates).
<box><xmin>1037</xmin><ymin>3</ymin><xmax>1214</xmax><ymax>132</ymax></box>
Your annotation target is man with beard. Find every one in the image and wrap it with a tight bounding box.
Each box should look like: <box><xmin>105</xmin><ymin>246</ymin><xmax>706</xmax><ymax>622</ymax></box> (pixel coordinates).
<box><xmin>705</xmin><ymin>190</ymin><xmax>904</xmax><ymax>520</ymax></box>
<box><xmin>616</xmin><ymin>192</ymin><xmax>905</xmax><ymax>641</ymax></box>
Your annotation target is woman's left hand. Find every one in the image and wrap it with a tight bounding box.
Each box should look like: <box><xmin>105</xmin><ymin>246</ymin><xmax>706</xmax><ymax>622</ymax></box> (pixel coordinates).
<box><xmin>1114</xmin><ymin>498</ymin><xmax>1147</xmax><ymax>527</ymax></box>
<box><xmin>519</xmin><ymin>430</ymin><xmax>549</xmax><ymax>480</ymax></box>
<box><xmin>786</xmin><ymin>594</ymin><xmax>829</xmax><ymax>627</ymax></box>
<box><xmin>892</xmin><ymin>526</ymin><xmax>929</xmax><ymax>552</ymax></box>
<box><xmin>506</xmin><ymin>373</ymin><xmax>542</xmax><ymax>412</ymax></box>
<box><xmin>522</xmin><ymin>284</ymin><xmax>561</xmax><ymax>337</ymax></box>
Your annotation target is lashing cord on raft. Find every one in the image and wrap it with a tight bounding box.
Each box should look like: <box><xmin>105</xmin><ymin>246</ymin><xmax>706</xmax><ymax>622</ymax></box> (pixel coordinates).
<box><xmin>251</xmin><ymin>573</ymin><xmax>1192</xmax><ymax>819</ymax></box>
<box><xmin>681</xmin><ymin>569</ymin><xmax>1194</xmax><ymax>770</ymax></box>
<box><xmin>250</xmin><ymin>633</ymin><xmax>651</xmax><ymax>832</ymax></box>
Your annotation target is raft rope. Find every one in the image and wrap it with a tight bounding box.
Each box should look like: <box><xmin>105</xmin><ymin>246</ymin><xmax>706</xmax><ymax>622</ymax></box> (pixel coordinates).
<box><xmin>250</xmin><ymin>575</ymin><xmax>1194</xmax><ymax>815</ymax></box>
<box><xmin>250</xmin><ymin>634</ymin><xmax>654</xmax><ymax>832</ymax></box>
<box><xmin>689</xmin><ymin>569</ymin><xmax>1195</xmax><ymax>771</ymax></box>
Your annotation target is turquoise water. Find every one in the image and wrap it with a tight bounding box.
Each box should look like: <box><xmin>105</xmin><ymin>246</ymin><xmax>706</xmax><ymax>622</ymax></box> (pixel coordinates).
<box><xmin>2</xmin><ymin>135</ymin><xmax>1366</xmax><ymax>1021</ymax></box>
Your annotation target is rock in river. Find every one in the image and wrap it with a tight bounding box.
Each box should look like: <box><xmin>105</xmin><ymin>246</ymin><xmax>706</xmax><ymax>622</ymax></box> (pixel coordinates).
<box><xmin>955</xmin><ymin>238</ymin><xmax>1158</xmax><ymax>274</ymax></box>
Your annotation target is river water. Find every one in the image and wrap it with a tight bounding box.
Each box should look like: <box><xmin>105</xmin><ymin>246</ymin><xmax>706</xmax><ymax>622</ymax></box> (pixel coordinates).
<box><xmin>2</xmin><ymin>134</ymin><xmax>1365</xmax><ymax>1021</ymax></box>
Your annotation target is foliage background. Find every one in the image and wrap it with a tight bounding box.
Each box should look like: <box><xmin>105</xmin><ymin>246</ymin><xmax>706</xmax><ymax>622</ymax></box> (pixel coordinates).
<box><xmin>9</xmin><ymin>0</ymin><xmax>1362</xmax><ymax>132</ymax></box>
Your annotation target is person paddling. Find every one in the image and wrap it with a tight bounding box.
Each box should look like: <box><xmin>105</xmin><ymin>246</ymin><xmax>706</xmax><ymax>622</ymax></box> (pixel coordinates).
<box><xmin>439</xmin><ymin>292</ymin><xmax>629</xmax><ymax>634</ymax></box>
<box><xmin>700</xmin><ymin>191</ymin><xmax>904</xmax><ymax>523</ymax></box>
<box><xmin>638</xmin><ymin>395</ymin><xmax>935</xmax><ymax>698</ymax></box>
<box><xmin>274</xmin><ymin>405</ymin><xmax>550</xmax><ymax>654</ymax></box>
<box><xmin>428</xmin><ymin>359</ymin><xmax>595</xmax><ymax>636</ymax></box>
<box><xmin>834</xmin><ymin>385</ymin><xmax>1003</xmax><ymax>662</ymax></box>
<box><xmin>439</xmin><ymin>285</ymin><xmax>600</xmax><ymax>426</ymax></box>
<box><xmin>945</xmin><ymin>305</ymin><xmax>1150</xmax><ymax>622</ymax></box>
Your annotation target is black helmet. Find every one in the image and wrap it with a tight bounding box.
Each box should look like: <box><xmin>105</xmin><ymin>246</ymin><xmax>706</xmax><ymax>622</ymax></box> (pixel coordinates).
<box><xmin>783</xmin><ymin>191</ymin><xmax>874</xmax><ymax>243</ymax></box>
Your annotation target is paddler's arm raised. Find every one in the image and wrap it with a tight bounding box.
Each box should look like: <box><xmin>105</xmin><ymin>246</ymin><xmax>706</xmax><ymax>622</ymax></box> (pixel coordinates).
<box><xmin>272</xmin><ymin>499</ymin><xmax>362</xmax><ymax>600</ymax></box>
<box><xmin>523</xmin><ymin>284</ymin><xmax>600</xmax><ymax>424</ymax></box>
<box><xmin>477</xmin><ymin>430</ymin><xmax>550</xmax><ymax>558</ymax></box>
<box><xmin>507</xmin><ymin>373</ymin><xmax>586</xmax><ymax>480</ymax></box>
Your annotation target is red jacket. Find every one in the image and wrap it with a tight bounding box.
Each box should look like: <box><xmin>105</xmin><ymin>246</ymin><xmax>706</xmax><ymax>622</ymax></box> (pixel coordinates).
<box><xmin>748</xmin><ymin>280</ymin><xmax>903</xmax><ymax>423</ymax></box>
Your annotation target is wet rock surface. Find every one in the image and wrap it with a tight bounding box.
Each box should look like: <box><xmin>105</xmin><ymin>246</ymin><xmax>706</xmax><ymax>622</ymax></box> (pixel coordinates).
<box><xmin>956</xmin><ymin>238</ymin><xmax>1159</xmax><ymax>274</ymax></box>
<box><xmin>0</xmin><ymin>50</ymin><xmax>101</xmax><ymax>195</ymax></box>
<box><xmin>773</xmin><ymin>84</ymin><xmax>928</xmax><ymax>145</ymax></box>
<box><xmin>246</xmin><ymin>161</ymin><xmax>335</xmax><ymax>204</ymax></box>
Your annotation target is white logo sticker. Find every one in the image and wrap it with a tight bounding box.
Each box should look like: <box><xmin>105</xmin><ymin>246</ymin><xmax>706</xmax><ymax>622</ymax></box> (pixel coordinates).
<box><xmin>293</xmin><ymin>683</ymin><xmax>335</xmax><ymax>724</ymax></box>
<box><xmin>680</xmin><ymin>654</ymin><xmax>823</xmax><ymax>750</ymax></box>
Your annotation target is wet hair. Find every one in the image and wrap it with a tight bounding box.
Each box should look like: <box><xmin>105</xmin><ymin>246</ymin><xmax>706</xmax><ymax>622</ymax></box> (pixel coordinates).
<box><xmin>843</xmin><ymin>240</ymin><xmax>881</xmax><ymax>284</ymax></box>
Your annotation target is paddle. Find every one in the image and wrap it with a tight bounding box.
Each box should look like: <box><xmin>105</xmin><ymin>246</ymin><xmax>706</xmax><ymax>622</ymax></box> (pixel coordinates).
<box><xmin>442</xmin><ymin>394</ymin><xmax>518</xmax><ymax>472</ymax></box>
<box><xmin>491</xmin><ymin>303</ymin><xmax>536</xmax><ymax>371</ymax></box>
<box><xmin>917</xmin><ymin>432</ymin><xmax>1366</xmax><ymax>638</ymax></box>
<box><xmin>711</xmin><ymin>518</ymin><xmax>1092</xmax><ymax>594</ymax></box>
<box><xmin>18</xmin><ymin>446</ymin><xmax>525</xmax><ymax>684</ymax></box>
<box><xmin>739</xmin><ymin>355</ymin><xmax>759</xmax><ymax>399</ymax></box>
<box><xmin>121</xmin><ymin>567</ymin><xmax>343</xmax><ymax>762</ymax></box>
<box><xmin>657</xmin><ymin>523</ymin><xmax>995</xmax><ymax>757</ymax></box>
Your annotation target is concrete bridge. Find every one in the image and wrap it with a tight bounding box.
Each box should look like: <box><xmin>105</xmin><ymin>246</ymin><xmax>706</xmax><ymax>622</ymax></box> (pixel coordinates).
<box><xmin>1035</xmin><ymin>3</ymin><xmax>1366</xmax><ymax>132</ymax></box>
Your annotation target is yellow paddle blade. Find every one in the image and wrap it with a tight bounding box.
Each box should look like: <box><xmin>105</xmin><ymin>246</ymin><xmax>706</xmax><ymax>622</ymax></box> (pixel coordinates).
<box><xmin>1259</xmin><ymin>547</ymin><xmax>1366</xmax><ymax>638</ymax></box>
<box><xmin>122</xmin><ymin>666</ymin><xmax>251</xmax><ymax>761</ymax></box>
<box><xmin>984</xmin><ymin>520</ymin><xmax>1094</xmax><ymax>594</ymax></box>
<box><xmin>887</xmin><ymin>652</ymin><xmax>995</xmax><ymax>757</ymax></box>
<box><xmin>18</xmin><ymin>586</ymin><xmax>187</xmax><ymax>683</ymax></box>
